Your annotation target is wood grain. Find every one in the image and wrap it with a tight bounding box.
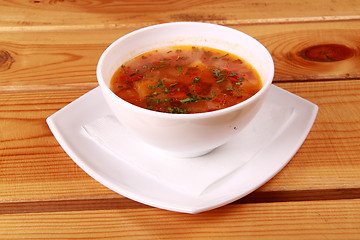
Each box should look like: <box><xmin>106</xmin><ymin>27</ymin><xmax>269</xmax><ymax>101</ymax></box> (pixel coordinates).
<box><xmin>0</xmin><ymin>199</ymin><xmax>359</xmax><ymax>239</ymax></box>
<box><xmin>2</xmin><ymin>188</ymin><xmax>360</xmax><ymax>215</ymax></box>
<box><xmin>1</xmin><ymin>0</ymin><xmax>360</xmax><ymax>237</ymax></box>
<box><xmin>0</xmin><ymin>0</ymin><xmax>359</xmax><ymax>30</ymax></box>
<box><xmin>1</xmin><ymin>21</ymin><xmax>359</xmax><ymax>89</ymax></box>
<box><xmin>0</xmin><ymin>89</ymin><xmax>116</xmax><ymax>202</ymax></box>
<box><xmin>1</xmin><ymin>80</ymin><xmax>359</xmax><ymax>204</ymax></box>
<box><xmin>263</xmin><ymin>80</ymin><xmax>360</xmax><ymax>191</ymax></box>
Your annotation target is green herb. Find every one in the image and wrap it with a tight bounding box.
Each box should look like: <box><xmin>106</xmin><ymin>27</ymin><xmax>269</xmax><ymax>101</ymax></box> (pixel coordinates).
<box><xmin>235</xmin><ymin>77</ymin><xmax>244</xmax><ymax>85</ymax></box>
<box><xmin>212</xmin><ymin>68</ymin><xmax>222</xmax><ymax>77</ymax></box>
<box><xmin>150</xmin><ymin>91</ymin><xmax>159</xmax><ymax>97</ymax></box>
<box><xmin>229</xmin><ymin>72</ymin><xmax>237</xmax><ymax>76</ymax></box>
<box><xmin>151</xmin><ymin>64</ymin><xmax>166</xmax><ymax>70</ymax></box>
<box><xmin>151</xmin><ymin>98</ymin><xmax>161</xmax><ymax>104</ymax></box>
<box><xmin>226</xmin><ymin>87</ymin><xmax>235</xmax><ymax>91</ymax></box>
<box><xmin>193</xmin><ymin>77</ymin><xmax>201</xmax><ymax>84</ymax></box>
<box><xmin>212</xmin><ymin>53</ymin><xmax>229</xmax><ymax>59</ymax></box>
<box><xmin>151</xmin><ymin>79</ymin><xmax>165</xmax><ymax>89</ymax></box>
<box><xmin>170</xmin><ymin>88</ymin><xmax>181</xmax><ymax>95</ymax></box>
<box><xmin>170</xmin><ymin>83</ymin><xmax>178</xmax><ymax>87</ymax></box>
<box><xmin>212</xmin><ymin>68</ymin><xmax>227</xmax><ymax>83</ymax></box>
<box><xmin>180</xmin><ymin>93</ymin><xmax>212</xmax><ymax>104</ymax></box>
<box><xmin>168</xmin><ymin>107</ymin><xmax>187</xmax><ymax>114</ymax></box>
<box><xmin>200</xmin><ymin>96</ymin><xmax>212</xmax><ymax>100</ymax></box>
<box><xmin>180</xmin><ymin>93</ymin><xmax>198</xmax><ymax>103</ymax></box>
<box><xmin>180</xmin><ymin>97</ymin><xmax>197</xmax><ymax>103</ymax></box>
<box><xmin>130</xmin><ymin>70</ymin><xmax>140</xmax><ymax>77</ymax></box>
<box><xmin>176</xmin><ymin>68</ymin><xmax>183</xmax><ymax>72</ymax></box>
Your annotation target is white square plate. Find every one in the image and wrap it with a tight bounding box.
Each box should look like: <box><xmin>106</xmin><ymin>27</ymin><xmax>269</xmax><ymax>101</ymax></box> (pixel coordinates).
<box><xmin>47</xmin><ymin>85</ymin><xmax>318</xmax><ymax>213</ymax></box>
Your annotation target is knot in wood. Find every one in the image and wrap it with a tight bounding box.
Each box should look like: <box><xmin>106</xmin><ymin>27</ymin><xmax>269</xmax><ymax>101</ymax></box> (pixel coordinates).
<box><xmin>0</xmin><ymin>50</ymin><xmax>15</xmax><ymax>71</ymax></box>
<box><xmin>299</xmin><ymin>44</ymin><xmax>354</xmax><ymax>62</ymax></box>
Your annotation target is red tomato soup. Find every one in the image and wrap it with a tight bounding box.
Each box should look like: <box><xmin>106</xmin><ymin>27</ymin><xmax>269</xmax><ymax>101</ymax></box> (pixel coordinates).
<box><xmin>110</xmin><ymin>46</ymin><xmax>262</xmax><ymax>114</ymax></box>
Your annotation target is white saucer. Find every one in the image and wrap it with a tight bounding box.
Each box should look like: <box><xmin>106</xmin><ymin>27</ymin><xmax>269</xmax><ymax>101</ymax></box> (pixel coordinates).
<box><xmin>47</xmin><ymin>85</ymin><xmax>318</xmax><ymax>213</ymax></box>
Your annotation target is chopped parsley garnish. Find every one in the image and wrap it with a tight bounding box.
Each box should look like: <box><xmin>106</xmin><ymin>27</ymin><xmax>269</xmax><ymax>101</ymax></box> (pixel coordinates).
<box><xmin>111</xmin><ymin>46</ymin><xmax>261</xmax><ymax>114</ymax></box>
<box><xmin>200</xmin><ymin>96</ymin><xmax>212</xmax><ymax>100</ymax></box>
<box><xmin>168</xmin><ymin>107</ymin><xmax>187</xmax><ymax>114</ymax></box>
<box><xmin>212</xmin><ymin>68</ymin><xmax>227</xmax><ymax>83</ymax></box>
<box><xmin>193</xmin><ymin>77</ymin><xmax>201</xmax><ymax>84</ymax></box>
<box><xmin>150</xmin><ymin>91</ymin><xmax>159</xmax><ymax>97</ymax></box>
<box><xmin>235</xmin><ymin>77</ymin><xmax>245</xmax><ymax>85</ymax></box>
<box><xmin>212</xmin><ymin>53</ymin><xmax>229</xmax><ymax>59</ymax></box>
<box><xmin>212</xmin><ymin>68</ymin><xmax>222</xmax><ymax>77</ymax></box>
<box><xmin>151</xmin><ymin>98</ymin><xmax>161</xmax><ymax>104</ymax></box>
<box><xmin>180</xmin><ymin>93</ymin><xmax>212</xmax><ymax>103</ymax></box>
<box><xmin>180</xmin><ymin>97</ymin><xmax>197</xmax><ymax>103</ymax></box>
<box><xmin>148</xmin><ymin>79</ymin><xmax>165</xmax><ymax>90</ymax></box>
<box><xmin>130</xmin><ymin>70</ymin><xmax>140</xmax><ymax>77</ymax></box>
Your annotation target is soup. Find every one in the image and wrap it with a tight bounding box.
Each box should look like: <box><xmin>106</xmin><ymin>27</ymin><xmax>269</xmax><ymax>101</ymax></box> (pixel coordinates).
<box><xmin>110</xmin><ymin>46</ymin><xmax>262</xmax><ymax>114</ymax></box>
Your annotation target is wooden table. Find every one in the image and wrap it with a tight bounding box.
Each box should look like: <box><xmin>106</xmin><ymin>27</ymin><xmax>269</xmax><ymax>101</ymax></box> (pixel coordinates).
<box><xmin>1</xmin><ymin>1</ymin><xmax>359</xmax><ymax>239</ymax></box>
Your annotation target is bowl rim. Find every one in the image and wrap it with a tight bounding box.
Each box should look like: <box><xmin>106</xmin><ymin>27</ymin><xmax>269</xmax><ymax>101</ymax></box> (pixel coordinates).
<box><xmin>97</xmin><ymin>21</ymin><xmax>274</xmax><ymax>120</ymax></box>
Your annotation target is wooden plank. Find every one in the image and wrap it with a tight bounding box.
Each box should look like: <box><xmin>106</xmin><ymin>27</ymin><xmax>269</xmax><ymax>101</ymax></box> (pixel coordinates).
<box><xmin>0</xmin><ymin>89</ymin><xmax>116</xmax><ymax>201</ymax></box>
<box><xmin>0</xmin><ymin>0</ymin><xmax>359</xmax><ymax>29</ymax></box>
<box><xmin>0</xmin><ymin>80</ymin><xmax>359</xmax><ymax>204</ymax></box>
<box><xmin>262</xmin><ymin>80</ymin><xmax>360</xmax><ymax>190</ymax></box>
<box><xmin>0</xmin><ymin>199</ymin><xmax>359</xmax><ymax>239</ymax></box>
<box><xmin>1</xmin><ymin>20</ymin><xmax>359</xmax><ymax>88</ymax></box>
<box><xmin>1</xmin><ymin>188</ymin><xmax>360</xmax><ymax>214</ymax></box>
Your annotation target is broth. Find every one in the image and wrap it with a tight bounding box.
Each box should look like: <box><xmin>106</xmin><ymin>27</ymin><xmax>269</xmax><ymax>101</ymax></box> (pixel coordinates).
<box><xmin>110</xmin><ymin>46</ymin><xmax>262</xmax><ymax>114</ymax></box>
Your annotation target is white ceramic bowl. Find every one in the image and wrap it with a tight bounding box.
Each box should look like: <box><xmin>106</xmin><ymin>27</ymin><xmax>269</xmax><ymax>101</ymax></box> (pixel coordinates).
<box><xmin>97</xmin><ymin>22</ymin><xmax>274</xmax><ymax>158</ymax></box>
